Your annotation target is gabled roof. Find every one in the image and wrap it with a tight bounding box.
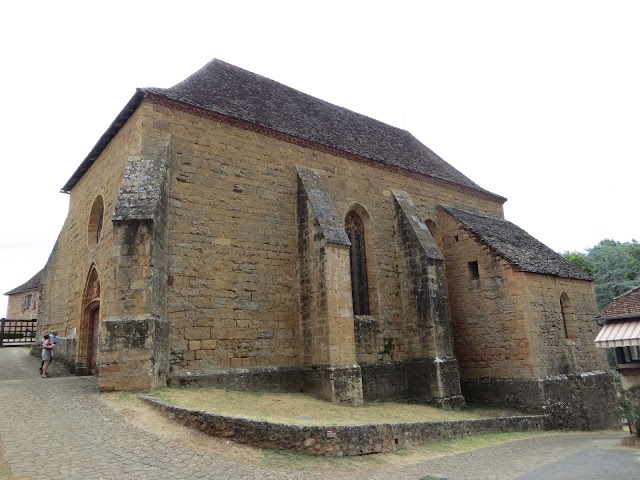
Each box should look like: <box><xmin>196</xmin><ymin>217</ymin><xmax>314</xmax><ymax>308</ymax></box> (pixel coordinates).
<box><xmin>4</xmin><ymin>269</ymin><xmax>43</xmax><ymax>296</ymax></box>
<box><xmin>62</xmin><ymin>59</ymin><xmax>505</xmax><ymax>202</ymax></box>
<box><xmin>599</xmin><ymin>286</ymin><xmax>640</xmax><ymax>319</ymax></box>
<box><xmin>441</xmin><ymin>207</ymin><xmax>593</xmax><ymax>281</ymax></box>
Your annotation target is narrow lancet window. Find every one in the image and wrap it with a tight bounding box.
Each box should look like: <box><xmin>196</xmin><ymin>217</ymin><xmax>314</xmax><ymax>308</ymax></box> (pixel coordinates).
<box><xmin>345</xmin><ymin>211</ymin><xmax>370</xmax><ymax>315</ymax></box>
<box><xmin>88</xmin><ymin>196</ymin><xmax>105</xmax><ymax>245</ymax></box>
<box><xmin>560</xmin><ymin>292</ymin><xmax>577</xmax><ymax>340</ymax></box>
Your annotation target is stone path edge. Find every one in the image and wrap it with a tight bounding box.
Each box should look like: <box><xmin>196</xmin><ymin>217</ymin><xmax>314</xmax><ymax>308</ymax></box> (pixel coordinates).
<box><xmin>139</xmin><ymin>395</ymin><xmax>546</xmax><ymax>457</ymax></box>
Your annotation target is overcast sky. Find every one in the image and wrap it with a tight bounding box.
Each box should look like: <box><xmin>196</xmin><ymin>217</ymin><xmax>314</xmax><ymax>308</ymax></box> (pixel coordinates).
<box><xmin>1</xmin><ymin>1</ymin><xmax>638</xmax><ymax>316</ymax></box>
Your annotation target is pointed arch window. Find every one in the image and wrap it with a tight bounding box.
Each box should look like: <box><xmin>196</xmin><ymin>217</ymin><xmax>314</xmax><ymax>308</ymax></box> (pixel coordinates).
<box><xmin>88</xmin><ymin>196</ymin><xmax>104</xmax><ymax>245</ymax></box>
<box><xmin>560</xmin><ymin>292</ymin><xmax>577</xmax><ymax>340</ymax></box>
<box><xmin>345</xmin><ymin>211</ymin><xmax>370</xmax><ymax>315</ymax></box>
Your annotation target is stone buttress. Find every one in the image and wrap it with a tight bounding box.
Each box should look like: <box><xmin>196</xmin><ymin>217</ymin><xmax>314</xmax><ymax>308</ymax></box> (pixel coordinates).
<box><xmin>390</xmin><ymin>190</ymin><xmax>464</xmax><ymax>407</ymax></box>
<box><xmin>98</xmin><ymin>136</ymin><xmax>172</xmax><ymax>391</ymax></box>
<box><xmin>296</xmin><ymin>166</ymin><xmax>363</xmax><ymax>404</ymax></box>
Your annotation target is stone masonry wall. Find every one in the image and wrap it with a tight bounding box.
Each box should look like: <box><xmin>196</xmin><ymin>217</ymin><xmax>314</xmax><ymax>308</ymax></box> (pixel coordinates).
<box><xmin>440</xmin><ymin>213</ymin><xmax>531</xmax><ymax>378</ymax></box>
<box><xmin>147</xmin><ymin>99</ymin><xmax>505</xmax><ymax>375</ymax></box>
<box><xmin>293</xmin><ymin>166</ymin><xmax>363</xmax><ymax>403</ymax></box>
<box><xmin>98</xmin><ymin>118</ymin><xmax>173</xmax><ymax>391</ymax></box>
<box><xmin>518</xmin><ymin>271</ymin><xmax>607</xmax><ymax>377</ymax></box>
<box><xmin>441</xmin><ymin>215</ymin><xmax>606</xmax><ymax>378</ymax></box>
<box><xmin>38</xmin><ymin>108</ymin><xmax>144</xmax><ymax>362</ymax></box>
<box><xmin>390</xmin><ymin>190</ymin><xmax>463</xmax><ymax>404</ymax></box>
<box><xmin>5</xmin><ymin>290</ymin><xmax>38</xmax><ymax>320</ymax></box>
<box><xmin>439</xmin><ymin>209</ymin><xmax>616</xmax><ymax>427</ymax></box>
<box><xmin>461</xmin><ymin>370</ymin><xmax>618</xmax><ymax>429</ymax></box>
<box><xmin>440</xmin><ymin>211</ymin><xmax>607</xmax><ymax>380</ymax></box>
<box><xmin>295</xmin><ymin>166</ymin><xmax>357</xmax><ymax>367</ymax></box>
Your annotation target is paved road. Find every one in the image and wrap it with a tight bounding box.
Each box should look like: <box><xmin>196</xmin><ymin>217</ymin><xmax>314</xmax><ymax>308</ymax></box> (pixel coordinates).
<box><xmin>1</xmin><ymin>347</ymin><xmax>638</xmax><ymax>480</ymax></box>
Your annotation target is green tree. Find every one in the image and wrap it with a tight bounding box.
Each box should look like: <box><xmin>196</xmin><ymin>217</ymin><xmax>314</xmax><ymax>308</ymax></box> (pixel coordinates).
<box><xmin>563</xmin><ymin>239</ymin><xmax>640</xmax><ymax>310</ymax></box>
<box><xmin>562</xmin><ymin>251</ymin><xmax>595</xmax><ymax>276</ymax></box>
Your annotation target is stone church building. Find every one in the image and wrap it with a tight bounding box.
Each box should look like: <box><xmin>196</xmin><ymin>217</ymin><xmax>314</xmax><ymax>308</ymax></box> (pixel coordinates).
<box><xmin>38</xmin><ymin>59</ymin><xmax>615</xmax><ymax>428</ymax></box>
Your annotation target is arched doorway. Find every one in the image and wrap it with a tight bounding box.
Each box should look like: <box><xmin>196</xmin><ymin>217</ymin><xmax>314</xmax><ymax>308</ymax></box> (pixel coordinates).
<box><xmin>79</xmin><ymin>266</ymin><xmax>101</xmax><ymax>375</ymax></box>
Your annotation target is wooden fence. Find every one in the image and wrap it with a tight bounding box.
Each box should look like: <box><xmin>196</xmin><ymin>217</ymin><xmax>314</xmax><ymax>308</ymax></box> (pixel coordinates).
<box><xmin>0</xmin><ymin>319</ymin><xmax>37</xmax><ymax>347</ymax></box>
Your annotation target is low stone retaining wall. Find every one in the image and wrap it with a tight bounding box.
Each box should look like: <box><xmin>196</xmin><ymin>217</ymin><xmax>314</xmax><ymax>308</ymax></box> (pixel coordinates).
<box><xmin>140</xmin><ymin>396</ymin><xmax>545</xmax><ymax>456</ymax></box>
<box><xmin>462</xmin><ymin>371</ymin><xmax>618</xmax><ymax>430</ymax></box>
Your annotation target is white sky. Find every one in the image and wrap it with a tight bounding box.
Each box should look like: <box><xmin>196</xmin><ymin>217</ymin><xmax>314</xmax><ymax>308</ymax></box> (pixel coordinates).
<box><xmin>1</xmin><ymin>1</ymin><xmax>638</xmax><ymax>316</ymax></box>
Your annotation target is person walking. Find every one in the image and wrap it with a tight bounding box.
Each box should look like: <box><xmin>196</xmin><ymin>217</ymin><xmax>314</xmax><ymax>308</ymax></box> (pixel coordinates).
<box><xmin>41</xmin><ymin>335</ymin><xmax>53</xmax><ymax>377</ymax></box>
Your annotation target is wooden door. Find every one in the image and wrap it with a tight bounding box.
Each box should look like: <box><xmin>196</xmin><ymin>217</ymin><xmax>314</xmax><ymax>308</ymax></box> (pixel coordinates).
<box><xmin>88</xmin><ymin>307</ymin><xmax>100</xmax><ymax>374</ymax></box>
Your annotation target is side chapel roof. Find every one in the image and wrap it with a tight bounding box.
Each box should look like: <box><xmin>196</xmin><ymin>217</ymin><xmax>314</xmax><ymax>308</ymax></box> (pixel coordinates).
<box><xmin>3</xmin><ymin>269</ymin><xmax>44</xmax><ymax>296</ymax></box>
<box><xmin>598</xmin><ymin>286</ymin><xmax>640</xmax><ymax>319</ymax></box>
<box><xmin>442</xmin><ymin>207</ymin><xmax>593</xmax><ymax>281</ymax></box>
<box><xmin>62</xmin><ymin>59</ymin><xmax>505</xmax><ymax>203</ymax></box>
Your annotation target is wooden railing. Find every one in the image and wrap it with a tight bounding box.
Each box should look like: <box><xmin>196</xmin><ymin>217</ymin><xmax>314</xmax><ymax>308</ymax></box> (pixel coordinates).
<box><xmin>0</xmin><ymin>319</ymin><xmax>37</xmax><ymax>347</ymax></box>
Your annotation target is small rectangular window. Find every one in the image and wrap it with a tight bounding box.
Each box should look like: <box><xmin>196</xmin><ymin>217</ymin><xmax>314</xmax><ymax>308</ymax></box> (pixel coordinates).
<box><xmin>616</xmin><ymin>346</ymin><xmax>640</xmax><ymax>364</ymax></box>
<box><xmin>22</xmin><ymin>294</ymin><xmax>32</xmax><ymax>312</ymax></box>
<box><xmin>468</xmin><ymin>261</ymin><xmax>479</xmax><ymax>280</ymax></box>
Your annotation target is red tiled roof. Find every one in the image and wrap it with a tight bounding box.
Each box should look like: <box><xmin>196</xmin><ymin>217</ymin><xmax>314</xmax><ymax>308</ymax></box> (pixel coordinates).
<box><xmin>599</xmin><ymin>285</ymin><xmax>640</xmax><ymax>318</ymax></box>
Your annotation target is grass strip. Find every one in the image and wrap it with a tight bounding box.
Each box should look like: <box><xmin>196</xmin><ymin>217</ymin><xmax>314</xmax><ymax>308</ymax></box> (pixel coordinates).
<box><xmin>148</xmin><ymin>387</ymin><xmax>530</xmax><ymax>426</ymax></box>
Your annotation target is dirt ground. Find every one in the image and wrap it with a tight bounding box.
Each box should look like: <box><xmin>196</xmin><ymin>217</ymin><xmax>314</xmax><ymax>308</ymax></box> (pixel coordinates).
<box><xmin>100</xmin><ymin>393</ymin><xmax>268</xmax><ymax>465</ymax></box>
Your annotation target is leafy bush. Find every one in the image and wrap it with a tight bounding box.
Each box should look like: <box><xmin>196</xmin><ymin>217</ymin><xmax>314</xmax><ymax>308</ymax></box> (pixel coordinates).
<box><xmin>619</xmin><ymin>385</ymin><xmax>640</xmax><ymax>437</ymax></box>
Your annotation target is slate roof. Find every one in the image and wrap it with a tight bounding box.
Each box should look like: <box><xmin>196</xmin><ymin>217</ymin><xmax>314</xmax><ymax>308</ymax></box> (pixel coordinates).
<box><xmin>442</xmin><ymin>207</ymin><xmax>593</xmax><ymax>281</ymax></box>
<box><xmin>599</xmin><ymin>286</ymin><xmax>640</xmax><ymax>319</ymax></box>
<box><xmin>62</xmin><ymin>59</ymin><xmax>504</xmax><ymax>202</ymax></box>
<box><xmin>4</xmin><ymin>269</ymin><xmax>43</xmax><ymax>296</ymax></box>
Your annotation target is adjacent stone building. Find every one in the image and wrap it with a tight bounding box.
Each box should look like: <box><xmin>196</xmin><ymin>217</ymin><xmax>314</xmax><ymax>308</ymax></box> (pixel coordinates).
<box><xmin>37</xmin><ymin>59</ymin><xmax>615</xmax><ymax>428</ymax></box>
<box><xmin>4</xmin><ymin>269</ymin><xmax>42</xmax><ymax>321</ymax></box>
<box><xmin>595</xmin><ymin>286</ymin><xmax>640</xmax><ymax>389</ymax></box>
<box><xmin>2</xmin><ymin>269</ymin><xmax>42</xmax><ymax>346</ymax></box>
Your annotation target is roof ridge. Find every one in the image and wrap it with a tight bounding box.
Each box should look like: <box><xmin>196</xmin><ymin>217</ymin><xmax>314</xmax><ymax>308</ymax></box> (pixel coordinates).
<box><xmin>613</xmin><ymin>285</ymin><xmax>640</xmax><ymax>300</ymax></box>
<box><xmin>62</xmin><ymin>58</ymin><xmax>506</xmax><ymax>201</ymax></box>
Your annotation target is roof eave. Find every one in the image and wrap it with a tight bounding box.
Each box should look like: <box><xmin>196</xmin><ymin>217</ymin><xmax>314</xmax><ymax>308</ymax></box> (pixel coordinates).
<box><xmin>58</xmin><ymin>86</ymin><xmax>508</xmax><ymax>204</ymax></box>
<box><xmin>60</xmin><ymin>91</ymin><xmax>146</xmax><ymax>193</ymax></box>
<box><xmin>3</xmin><ymin>286</ymin><xmax>39</xmax><ymax>296</ymax></box>
<box><xmin>144</xmin><ymin>93</ymin><xmax>508</xmax><ymax>204</ymax></box>
<box><xmin>596</xmin><ymin>313</ymin><xmax>640</xmax><ymax>323</ymax></box>
<box><xmin>440</xmin><ymin>206</ymin><xmax>593</xmax><ymax>282</ymax></box>
<box><xmin>515</xmin><ymin>267</ymin><xmax>594</xmax><ymax>282</ymax></box>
